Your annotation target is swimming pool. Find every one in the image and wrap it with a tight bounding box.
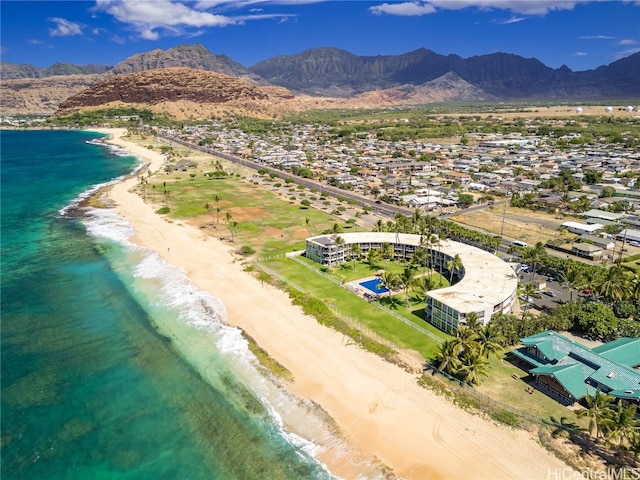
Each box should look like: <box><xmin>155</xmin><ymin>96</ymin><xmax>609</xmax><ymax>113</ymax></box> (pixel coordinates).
<box><xmin>359</xmin><ymin>278</ymin><xmax>389</xmax><ymax>295</ymax></box>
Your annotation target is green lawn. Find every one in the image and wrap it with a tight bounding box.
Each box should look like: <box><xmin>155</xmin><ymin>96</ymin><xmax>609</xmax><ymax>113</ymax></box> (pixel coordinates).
<box><xmin>262</xmin><ymin>257</ymin><xmax>449</xmax><ymax>359</ymax></box>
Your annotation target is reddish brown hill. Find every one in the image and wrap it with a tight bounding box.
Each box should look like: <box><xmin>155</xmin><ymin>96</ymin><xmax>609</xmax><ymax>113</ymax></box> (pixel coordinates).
<box><xmin>55</xmin><ymin>67</ymin><xmax>300</xmax><ymax>119</ymax></box>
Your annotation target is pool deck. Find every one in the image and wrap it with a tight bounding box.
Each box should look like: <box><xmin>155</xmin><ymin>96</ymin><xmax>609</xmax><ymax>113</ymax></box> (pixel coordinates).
<box><xmin>344</xmin><ymin>276</ymin><xmax>391</xmax><ymax>301</ymax></box>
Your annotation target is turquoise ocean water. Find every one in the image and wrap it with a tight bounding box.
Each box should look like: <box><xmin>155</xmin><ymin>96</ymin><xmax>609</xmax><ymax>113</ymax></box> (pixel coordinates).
<box><xmin>0</xmin><ymin>130</ymin><xmax>368</xmax><ymax>480</ymax></box>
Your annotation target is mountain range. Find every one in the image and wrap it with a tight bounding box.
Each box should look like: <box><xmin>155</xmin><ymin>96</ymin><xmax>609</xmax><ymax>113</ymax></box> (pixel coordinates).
<box><xmin>1</xmin><ymin>43</ymin><xmax>638</xmax><ymax>116</ymax></box>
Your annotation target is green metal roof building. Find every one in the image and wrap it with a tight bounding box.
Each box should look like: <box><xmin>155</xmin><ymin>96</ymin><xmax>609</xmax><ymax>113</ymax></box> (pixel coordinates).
<box><xmin>512</xmin><ymin>331</ymin><xmax>640</xmax><ymax>405</ymax></box>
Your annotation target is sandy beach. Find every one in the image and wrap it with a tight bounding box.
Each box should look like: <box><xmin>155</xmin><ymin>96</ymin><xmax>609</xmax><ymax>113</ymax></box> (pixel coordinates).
<box><xmin>97</xmin><ymin>127</ymin><xmax>573</xmax><ymax>479</ymax></box>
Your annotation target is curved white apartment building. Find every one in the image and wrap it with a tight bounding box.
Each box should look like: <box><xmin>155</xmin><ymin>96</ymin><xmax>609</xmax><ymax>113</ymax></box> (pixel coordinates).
<box><xmin>305</xmin><ymin>232</ymin><xmax>518</xmax><ymax>335</ymax></box>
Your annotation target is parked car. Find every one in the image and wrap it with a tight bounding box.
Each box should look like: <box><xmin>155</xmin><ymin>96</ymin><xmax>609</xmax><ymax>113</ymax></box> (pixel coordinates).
<box><xmin>544</xmin><ymin>290</ymin><xmax>556</xmax><ymax>297</ymax></box>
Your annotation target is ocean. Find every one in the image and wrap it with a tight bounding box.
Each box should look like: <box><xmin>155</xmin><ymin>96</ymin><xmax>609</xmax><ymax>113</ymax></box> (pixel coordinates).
<box><xmin>0</xmin><ymin>130</ymin><xmax>360</xmax><ymax>480</ymax></box>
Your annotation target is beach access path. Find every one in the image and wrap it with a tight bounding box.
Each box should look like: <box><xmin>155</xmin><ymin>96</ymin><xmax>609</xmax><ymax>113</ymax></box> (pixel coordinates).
<box><xmin>97</xmin><ymin>128</ymin><xmax>575</xmax><ymax>480</ymax></box>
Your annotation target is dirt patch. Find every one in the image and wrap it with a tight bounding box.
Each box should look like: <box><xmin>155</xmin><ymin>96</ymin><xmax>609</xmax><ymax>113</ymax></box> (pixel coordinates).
<box><xmin>229</xmin><ymin>206</ymin><xmax>268</xmax><ymax>222</ymax></box>
<box><xmin>292</xmin><ymin>226</ymin><xmax>310</xmax><ymax>239</ymax></box>
<box><xmin>263</xmin><ymin>226</ymin><xmax>284</xmax><ymax>238</ymax></box>
<box><xmin>453</xmin><ymin>206</ymin><xmax>565</xmax><ymax>245</ymax></box>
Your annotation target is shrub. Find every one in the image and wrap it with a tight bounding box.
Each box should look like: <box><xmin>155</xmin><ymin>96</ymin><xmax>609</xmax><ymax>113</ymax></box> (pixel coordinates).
<box><xmin>157</xmin><ymin>206</ymin><xmax>170</xmax><ymax>214</ymax></box>
<box><xmin>238</xmin><ymin>245</ymin><xmax>256</xmax><ymax>256</ymax></box>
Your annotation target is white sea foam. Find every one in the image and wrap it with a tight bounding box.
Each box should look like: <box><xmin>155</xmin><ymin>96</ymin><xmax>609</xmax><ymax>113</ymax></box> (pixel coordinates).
<box><xmin>57</xmin><ymin>164</ymin><xmax>143</xmax><ymax>217</ymax></box>
<box><xmin>59</xmin><ymin>139</ymin><xmax>143</xmax><ymax>217</ymax></box>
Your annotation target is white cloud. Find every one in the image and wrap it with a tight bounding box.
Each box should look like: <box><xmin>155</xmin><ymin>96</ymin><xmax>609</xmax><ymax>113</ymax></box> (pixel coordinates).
<box><xmin>94</xmin><ymin>0</ymin><xmax>300</xmax><ymax>40</ymax></box>
<box><xmin>369</xmin><ymin>0</ymin><xmax>601</xmax><ymax>16</ymax></box>
<box><xmin>370</xmin><ymin>2</ymin><xmax>436</xmax><ymax>16</ymax></box>
<box><xmin>575</xmin><ymin>51</ymin><xmax>588</xmax><ymax>56</ymax></box>
<box><xmin>498</xmin><ymin>15</ymin><xmax>528</xmax><ymax>24</ymax></box>
<box><xmin>48</xmin><ymin>17</ymin><xmax>84</xmax><ymax>37</ymax></box>
<box><xmin>578</xmin><ymin>35</ymin><xmax>616</xmax><ymax>40</ymax></box>
<box><xmin>619</xmin><ymin>38</ymin><xmax>638</xmax><ymax>45</ymax></box>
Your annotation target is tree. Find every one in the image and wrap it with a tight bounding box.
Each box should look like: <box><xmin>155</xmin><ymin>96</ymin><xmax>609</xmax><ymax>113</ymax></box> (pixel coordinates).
<box><xmin>522</xmin><ymin>242</ymin><xmax>547</xmax><ymax>283</ymax></box>
<box><xmin>576</xmin><ymin>391</ymin><xmax>615</xmax><ymax>441</ymax></box>
<box><xmin>475</xmin><ymin>324</ymin><xmax>504</xmax><ymax>359</ymax></box>
<box><xmin>464</xmin><ymin>311</ymin><xmax>482</xmax><ymax>333</ymax></box>
<box><xmin>204</xmin><ymin>202</ymin><xmax>215</xmax><ymax>228</ymax></box>
<box><xmin>366</xmin><ymin>248</ymin><xmax>381</xmax><ymax>268</ymax></box>
<box><xmin>305</xmin><ymin>217</ymin><xmax>312</xmax><ymax>236</ymax></box>
<box><xmin>378</xmin><ymin>270</ymin><xmax>399</xmax><ymax>293</ymax></box>
<box><xmin>457</xmin><ymin>350</ymin><xmax>489</xmax><ymax>385</ymax></box>
<box><xmin>398</xmin><ymin>267</ymin><xmax>416</xmax><ymax>307</ymax></box>
<box><xmin>381</xmin><ymin>242</ymin><xmax>394</xmax><ymax>261</ymax></box>
<box><xmin>214</xmin><ymin>195</ymin><xmax>221</xmax><ymax>227</ymax></box>
<box><xmin>576</xmin><ymin>302</ymin><xmax>618</xmax><ymax>340</ymax></box>
<box><xmin>434</xmin><ymin>340</ymin><xmax>461</xmax><ymax>375</ymax></box>
<box><xmin>601</xmin><ymin>402</ymin><xmax>639</xmax><ymax>454</ymax></box>
<box><xmin>520</xmin><ymin>282</ymin><xmax>541</xmax><ymax>316</ymax></box>
<box><xmin>450</xmin><ymin>326</ymin><xmax>479</xmax><ymax>357</ymax></box>
<box><xmin>224</xmin><ymin>212</ymin><xmax>236</xmax><ymax>242</ymax></box>
<box><xmin>446</xmin><ymin>254</ymin><xmax>463</xmax><ymax>284</ymax></box>
<box><xmin>351</xmin><ymin>243</ymin><xmax>362</xmax><ymax>271</ymax></box>
<box><xmin>597</xmin><ymin>266</ymin><xmax>633</xmax><ymax>302</ymax></box>
<box><xmin>559</xmin><ymin>261</ymin><xmax>583</xmax><ymax>303</ymax></box>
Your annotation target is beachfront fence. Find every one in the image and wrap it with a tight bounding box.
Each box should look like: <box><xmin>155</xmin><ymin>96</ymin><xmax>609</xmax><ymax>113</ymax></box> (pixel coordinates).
<box><xmin>424</xmin><ymin>361</ymin><xmax>572</xmax><ymax>431</ymax></box>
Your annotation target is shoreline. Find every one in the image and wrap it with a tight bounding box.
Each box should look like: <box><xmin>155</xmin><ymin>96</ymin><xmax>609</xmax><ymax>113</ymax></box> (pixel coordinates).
<box><xmin>92</xmin><ymin>127</ymin><xmax>574</xmax><ymax>479</ymax></box>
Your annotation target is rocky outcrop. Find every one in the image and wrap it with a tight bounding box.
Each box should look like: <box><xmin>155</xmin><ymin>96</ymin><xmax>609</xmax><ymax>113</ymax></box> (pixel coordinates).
<box><xmin>1</xmin><ymin>74</ymin><xmax>105</xmax><ymax>114</ymax></box>
<box><xmin>1</xmin><ymin>62</ymin><xmax>111</xmax><ymax>80</ymax></box>
<box><xmin>109</xmin><ymin>43</ymin><xmax>269</xmax><ymax>86</ymax></box>
<box><xmin>54</xmin><ymin>68</ymin><xmax>299</xmax><ymax>119</ymax></box>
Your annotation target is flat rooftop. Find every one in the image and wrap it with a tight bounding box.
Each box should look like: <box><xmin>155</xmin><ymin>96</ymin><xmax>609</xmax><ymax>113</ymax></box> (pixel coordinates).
<box><xmin>307</xmin><ymin>232</ymin><xmax>518</xmax><ymax>314</ymax></box>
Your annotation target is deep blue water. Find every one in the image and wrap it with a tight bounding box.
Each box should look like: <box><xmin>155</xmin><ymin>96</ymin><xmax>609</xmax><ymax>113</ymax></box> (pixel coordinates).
<box><xmin>359</xmin><ymin>279</ymin><xmax>389</xmax><ymax>295</ymax></box>
<box><xmin>0</xmin><ymin>130</ymin><xmax>339</xmax><ymax>480</ymax></box>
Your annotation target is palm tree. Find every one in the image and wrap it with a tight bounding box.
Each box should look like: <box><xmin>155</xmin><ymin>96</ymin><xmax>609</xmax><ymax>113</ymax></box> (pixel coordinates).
<box><xmin>381</xmin><ymin>242</ymin><xmax>394</xmax><ymax>261</ymax></box>
<box><xmin>329</xmin><ymin>223</ymin><xmax>343</xmax><ymax>234</ymax></box>
<box><xmin>204</xmin><ymin>202</ymin><xmax>215</xmax><ymax>228</ymax></box>
<box><xmin>378</xmin><ymin>270</ymin><xmax>399</xmax><ymax>293</ymax></box>
<box><xmin>523</xmin><ymin>241</ymin><xmax>547</xmax><ymax>283</ymax></box>
<box><xmin>559</xmin><ymin>261</ymin><xmax>583</xmax><ymax>303</ymax></box>
<box><xmin>601</xmin><ymin>402</ymin><xmax>639</xmax><ymax>453</ymax></box>
<box><xmin>597</xmin><ymin>266</ymin><xmax>633</xmax><ymax>302</ymax></box>
<box><xmin>475</xmin><ymin>324</ymin><xmax>504</xmax><ymax>359</ymax></box>
<box><xmin>305</xmin><ymin>217</ymin><xmax>312</xmax><ymax>236</ymax></box>
<box><xmin>576</xmin><ymin>390</ymin><xmax>615</xmax><ymax>442</ymax></box>
<box><xmin>366</xmin><ymin>248</ymin><xmax>381</xmax><ymax>268</ymax></box>
<box><xmin>214</xmin><ymin>195</ymin><xmax>221</xmax><ymax>227</ymax></box>
<box><xmin>224</xmin><ymin>211</ymin><xmax>235</xmax><ymax>241</ymax></box>
<box><xmin>464</xmin><ymin>311</ymin><xmax>482</xmax><ymax>333</ymax></box>
<box><xmin>415</xmin><ymin>275</ymin><xmax>435</xmax><ymax>304</ymax></box>
<box><xmin>434</xmin><ymin>340</ymin><xmax>461</xmax><ymax>375</ymax></box>
<box><xmin>446</xmin><ymin>254</ymin><xmax>463</xmax><ymax>284</ymax></box>
<box><xmin>520</xmin><ymin>282</ymin><xmax>540</xmax><ymax>316</ymax></box>
<box><xmin>351</xmin><ymin>243</ymin><xmax>361</xmax><ymax>271</ymax></box>
<box><xmin>450</xmin><ymin>326</ymin><xmax>479</xmax><ymax>357</ymax></box>
<box><xmin>398</xmin><ymin>267</ymin><xmax>416</xmax><ymax>307</ymax></box>
<box><xmin>457</xmin><ymin>351</ymin><xmax>489</xmax><ymax>385</ymax></box>
<box><xmin>334</xmin><ymin>235</ymin><xmax>346</xmax><ymax>264</ymax></box>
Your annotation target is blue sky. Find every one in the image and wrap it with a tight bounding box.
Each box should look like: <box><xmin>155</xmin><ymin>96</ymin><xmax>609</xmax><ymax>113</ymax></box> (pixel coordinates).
<box><xmin>1</xmin><ymin>1</ymin><xmax>639</xmax><ymax>72</ymax></box>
